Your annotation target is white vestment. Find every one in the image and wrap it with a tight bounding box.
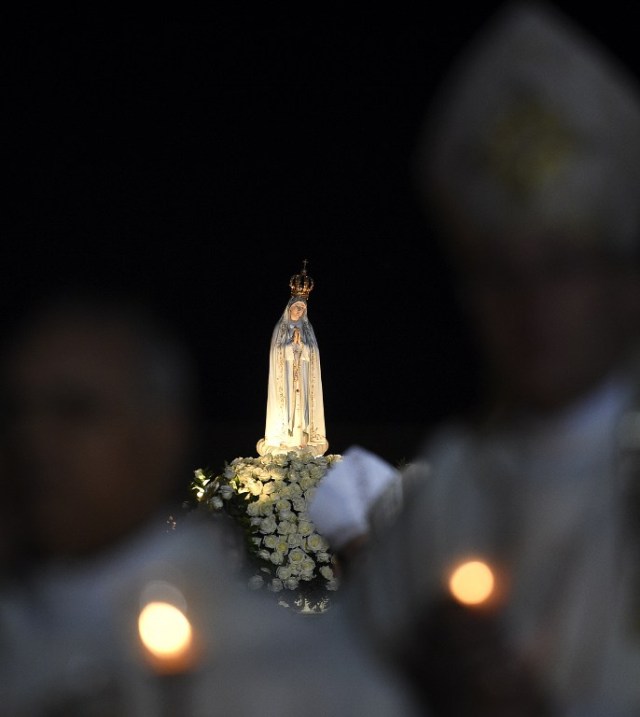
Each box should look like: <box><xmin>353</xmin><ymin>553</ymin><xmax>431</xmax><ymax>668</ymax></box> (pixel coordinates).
<box><xmin>257</xmin><ymin>296</ymin><xmax>328</xmax><ymax>456</ymax></box>
<box><xmin>308</xmin><ymin>445</ymin><xmax>402</xmax><ymax>551</ymax></box>
<box><xmin>0</xmin><ymin>513</ymin><xmax>423</xmax><ymax>717</ymax></box>
<box><xmin>348</xmin><ymin>368</ymin><xmax>640</xmax><ymax>717</ymax></box>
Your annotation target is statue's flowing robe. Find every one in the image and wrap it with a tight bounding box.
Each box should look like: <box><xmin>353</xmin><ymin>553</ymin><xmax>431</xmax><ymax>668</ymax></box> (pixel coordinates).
<box><xmin>257</xmin><ymin>297</ymin><xmax>328</xmax><ymax>456</ymax></box>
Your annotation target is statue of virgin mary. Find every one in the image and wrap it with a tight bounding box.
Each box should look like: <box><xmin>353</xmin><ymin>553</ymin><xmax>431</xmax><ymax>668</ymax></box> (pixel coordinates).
<box><xmin>257</xmin><ymin>261</ymin><xmax>329</xmax><ymax>457</ymax></box>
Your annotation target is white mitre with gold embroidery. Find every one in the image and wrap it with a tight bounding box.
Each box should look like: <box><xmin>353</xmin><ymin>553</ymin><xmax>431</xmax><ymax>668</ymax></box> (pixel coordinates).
<box><xmin>415</xmin><ymin>0</ymin><xmax>640</xmax><ymax>256</ymax></box>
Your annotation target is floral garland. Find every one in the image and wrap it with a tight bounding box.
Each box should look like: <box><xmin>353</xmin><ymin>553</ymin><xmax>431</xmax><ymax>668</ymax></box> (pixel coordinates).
<box><xmin>190</xmin><ymin>448</ymin><xmax>343</xmax><ymax>612</ymax></box>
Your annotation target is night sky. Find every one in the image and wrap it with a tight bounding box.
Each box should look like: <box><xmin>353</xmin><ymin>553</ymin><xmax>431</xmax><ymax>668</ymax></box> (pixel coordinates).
<box><xmin>5</xmin><ymin>4</ymin><xmax>639</xmax><ymax>466</ymax></box>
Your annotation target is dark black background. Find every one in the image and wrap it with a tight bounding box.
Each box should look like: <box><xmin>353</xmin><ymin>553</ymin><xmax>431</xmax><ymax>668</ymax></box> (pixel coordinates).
<box><xmin>5</xmin><ymin>3</ymin><xmax>639</xmax><ymax>466</ymax></box>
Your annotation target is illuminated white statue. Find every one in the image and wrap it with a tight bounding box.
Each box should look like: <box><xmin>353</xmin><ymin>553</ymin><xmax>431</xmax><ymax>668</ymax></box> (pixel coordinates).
<box><xmin>257</xmin><ymin>261</ymin><xmax>328</xmax><ymax>456</ymax></box>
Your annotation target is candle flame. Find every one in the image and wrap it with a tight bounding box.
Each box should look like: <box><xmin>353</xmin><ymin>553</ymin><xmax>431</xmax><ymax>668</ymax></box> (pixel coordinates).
<box><xmin>138</xmin><ymin>601</ymin><xmax>193</xmax><ymax>671</ymax></box>
<box><xmin>448</xmin><ymin>559</ymin><xmax>495</xmax><ymax>606</ymax></box>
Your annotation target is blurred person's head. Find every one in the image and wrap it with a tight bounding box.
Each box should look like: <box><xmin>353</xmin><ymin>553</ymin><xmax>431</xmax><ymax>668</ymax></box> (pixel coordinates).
<box><xmin>0</xmin><ymin>288</ymin><xmax>199</xmax><ymax>562</ymax></box>
<box><xmin>439</xmin><ymin>224</ymin><xmax>640</xmax><ymax>414</ymax></box>
<box><xmin>414</xmin><ymin>0</ymin><xmax>640</xmax><ymax>414</ymax></box>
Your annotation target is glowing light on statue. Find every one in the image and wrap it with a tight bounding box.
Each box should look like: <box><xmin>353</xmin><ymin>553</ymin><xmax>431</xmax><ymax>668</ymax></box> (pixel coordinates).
<box><xmin>448</xmin><ymin>559</ymin><xmax>495</xmax><ymax>606</ymax></box>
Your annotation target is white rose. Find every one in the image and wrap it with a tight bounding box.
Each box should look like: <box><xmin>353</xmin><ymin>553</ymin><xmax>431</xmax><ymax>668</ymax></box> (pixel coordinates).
<box><xmin>263</xmin><ymin>534</ymin><xmax>278</xmax><ymax>549</ymax></box>
<box><xmin>269</xmin><ymin>551</ymin><xmax>284</xmax><ymax>565</ymax></box>
<box><xmin>306</xmin><ymin>533</ymin><xmax>327</xmax><ymax>552</ymax></box>
<box><xmin>267</xmin><ymin>579</ymin><xmax>284</xmax><ymax>593</ymax></box>
<box><xmin>256</xmin><ymin>467</ymin><xmax>273</xmax><ymax>482</ymax></box>
<box><xmin>259</xmin><ymin>516</ymin><xmax>278</xmax><ymax>534</ymax></box>
<box><xmin>288</xmin><ymin>547</ymin><xmax>307</xmax><ymax>565</ymax></box>
<box><xmin>288</xmin><ymin>483</ymin><xmax>303</xmax><ymax>497</ymax></box>
<box><xmin>319</xmin><ymin>565</ymin><xmax>334</xmax><ymax>580</ymax></box>
<box><xmin>290</xmin><ymin>458</ymin><xmax>304</xmax><ymax>472</ymax></box>
<box><xmin>247</xmin><ymin>502</ymin><xmax>261</xmax><ymax>517</ymax></box>
<box><xmin>276</xmin><ymin>566</ymin><xmax>292</xmax><ymax>580</ymax></box>
<box><xmin>291</xmin><ymin>497</ymin><xmax>306</xmax><ymax>512</ymax></box>
<box><xmin>248</xmin><ymin>479</ymin><xmax>263</xmax><ymax>496</ymax></box>
<box><xmin>309</xmin><ymin>464</ymin><xmax>325</xmax><ymax>479</ymax></box>
<box><xmin>301</xmin><ymin>557</ymin><xmax>315</xmax><ymax>574</ymax></box>
<box><xmin>277</xmin><ymin>520</ymin><xmax>295</xmax><ymax>535</ymax></box>
<box><xmin>258</xmin><ymin>499</ymin><xmax>275</xmax><ymax>516</ymax></box>
<box><xmin>298</xmin><ymin>520</ymin><xmax>313</xmax><ymax>536</ymax></box>
<box><xmin>248</xmin><ymin>575</ymin><xmax>264</xmax><ymax>590</ymax></box>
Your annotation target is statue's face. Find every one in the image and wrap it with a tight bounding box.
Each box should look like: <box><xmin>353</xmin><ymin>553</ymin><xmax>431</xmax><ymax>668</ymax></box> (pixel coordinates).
<box><xmin>289</xmin><ymin>302</ymin><xmax>306</xmax><ymax>321</ymax></box>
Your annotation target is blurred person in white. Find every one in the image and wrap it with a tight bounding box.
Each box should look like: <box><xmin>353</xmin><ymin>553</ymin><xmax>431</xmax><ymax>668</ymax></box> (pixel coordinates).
<box><xmin>0</xmin><ymin>289</ymin><xmax>200</xmax><ymax>566</ymax></box>
<box><xmin>0</xmin><ymin>287</ymin><xmax>202</xmax><ymax>713</ymax></box>
<box><xmin>343</xmin><ymin>2</ymin><xmax>640</xmax><ymax>716</ymax></box>
<box><xmin>0</xmin><ymin>287</ymin><xmax>422</xmax><ymax>717</ymax></box>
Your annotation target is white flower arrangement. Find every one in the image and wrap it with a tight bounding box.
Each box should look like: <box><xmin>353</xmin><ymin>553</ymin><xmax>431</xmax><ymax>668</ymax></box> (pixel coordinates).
<box><xmin>190</xmin><ymin>448</ymin><xmax>343</xmax><ymax>612</ymax></box>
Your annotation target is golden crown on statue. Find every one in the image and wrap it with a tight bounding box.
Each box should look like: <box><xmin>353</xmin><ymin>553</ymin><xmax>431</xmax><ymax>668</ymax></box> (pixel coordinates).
<box><xmin>289</xmin><ymin>259</ymin><xmax>314</xmax><ymax>299</ymax></box>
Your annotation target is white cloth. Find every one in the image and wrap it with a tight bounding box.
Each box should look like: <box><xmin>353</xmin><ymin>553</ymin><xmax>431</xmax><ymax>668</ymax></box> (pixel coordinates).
<box><xmin>348</xmin><ymin>371</ymin><xmax>640</xmax><ymax>716</ymax></box>
<box><xmin>308</xmin><ymin>445</ymin><xmax>402</xmax><ymax>551</ymax></box>
<box><xmin>0</xmin><ymin>511</ymin><xmax>423</xmax><ymax>716</ymax></box>
<box><xmin>257</xmin><ymin>296</ymin><xmax>328</xmax><ymax>456</ymax></box>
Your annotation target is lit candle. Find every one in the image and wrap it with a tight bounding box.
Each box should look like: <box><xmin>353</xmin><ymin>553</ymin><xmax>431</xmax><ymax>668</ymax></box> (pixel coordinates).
<box><xmin>138</xmin><ymin>600</ymin><xmax>194</xmax><ymax>675</ymax></box>
<box><xmin>447</xmin><ymin>558</ymin><xmax>497</xmax><ymax>607</ymax></box>
<box><xmin>137</xmin><ymin>580</ymin><xmax>200</xmax><ymax>717</ymax></box>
